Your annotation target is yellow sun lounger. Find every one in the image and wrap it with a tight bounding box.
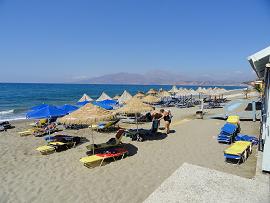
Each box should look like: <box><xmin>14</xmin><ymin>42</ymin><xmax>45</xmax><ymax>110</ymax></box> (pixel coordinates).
<box><xmin>36</xmin><ymin>142</ymin><xmax>71</xmax><ymax>155</ymax></box>
<box><xmin>227</xmin><ymin>115</ymin><xmax>240</xmax><ymax>132</ymax></box>
<box><xmin>30</xmin><ymin>119</ymin><xmax>48</xmax><ymax>127</ymax></box>
<box><xmin>227</xmin><ymin>115</ymin><xmax>240</xmax><ymax>125</ymax></box>
<box><xmin>36</xmin><ymin>145</ymin><xmax>56</xmax><ymax>154</ymax></box>
<box><xmin>224</xmin><ymin>141</ymin><xmax>252</xmax><ymax>164</ymax></box>
<box><xmin>18</xmin><ymin>127</ymin><xmax>43</xmax><ymax>136</ymax></box>
<box><xmin>18</xmin><ymin>130</ymin><xmax>33</xmax><ymax>136</ymax></box>
<box><xmin>80</xmin><ymin>147</ymin><xmax>128</xmax><ymax>168</ymax></box>
<box><xmin>80</xmin><ymin>155</ymin><xmax>105</xmax><ymax>167</ymax></box>
<box><xmin>89</xmin><ymin>119</ymin><xmax>120</xmax><ymax>132</ymax></box>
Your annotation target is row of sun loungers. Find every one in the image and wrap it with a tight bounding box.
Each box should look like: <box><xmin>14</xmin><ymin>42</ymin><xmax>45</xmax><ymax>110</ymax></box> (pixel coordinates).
<box><xmin>35</xmin><ymin>129</ymin><xmax>129</xmax><ymax>168</ymax></box>
<box><xmin>36</xmin><ymin>134</ymin><xmax>83</xmax><ymax>154</ymax></box>
<box><xmin>18</xmin><ymin>125</ymin><xmax>61</xmax><ymax>137</ymax></box>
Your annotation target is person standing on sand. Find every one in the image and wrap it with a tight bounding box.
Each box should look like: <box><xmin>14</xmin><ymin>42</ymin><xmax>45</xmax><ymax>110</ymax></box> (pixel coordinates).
<box><xmin>159</xmin><ymin>109</ymin><xmax>172</xmax><ymax>134</ymax></box>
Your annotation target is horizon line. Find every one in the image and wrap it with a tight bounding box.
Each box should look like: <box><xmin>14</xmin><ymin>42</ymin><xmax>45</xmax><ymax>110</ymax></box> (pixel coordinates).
<box><xmin>0</xmin><ymin>82</ymin><xmax>247</xmax><ymax>87</ymax></box>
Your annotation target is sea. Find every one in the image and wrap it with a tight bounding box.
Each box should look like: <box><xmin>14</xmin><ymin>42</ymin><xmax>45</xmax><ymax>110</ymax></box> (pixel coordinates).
<box><xmin>0</xmin><ymin>83</ymin><xmax>244</xmax><ymax>121</ymax></box>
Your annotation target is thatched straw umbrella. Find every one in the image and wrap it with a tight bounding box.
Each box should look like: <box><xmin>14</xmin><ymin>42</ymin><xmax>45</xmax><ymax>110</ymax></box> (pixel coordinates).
<box><xmin>116</xmin><ymin>98</ymin><xmax>153</xmax><ymax>131</ymax></box>
<box><xmin>78</xmin><ymin>93</ymin><xmax>93</xmax><ymax>102</ymax></box>
<box><xmin>58</xmin><ymin>103</ymin><xmax>115</xmax><ymax>125</ymax></box>
<box><xmin>202</xmin><ymin>88</ymin><xmax>208</xmax><ymax>94</ymax></box>
<box><xmin>142</xmin><ymin>95</ymin><xmax>161</xmax><ymax>104</ymax></box>
<box><xmin>189</xmin><ymin>89</ymin><xmax>198</xmax><ymax>95</ymax></box>
<box><xmin>158</xmin><ymin>90</ymin><xmax>171</xmax><ymax>98</ymax></box>
<box><xmin>134</xmin><ymin>92</ymin><xmax>145</xmax><ymax>99</ymax></box>
<box><xmin>176</xmin><ymin>89</ymin><xmax>185</xmax><ymax>97</ymax></box>
<box><xmin>147</xmin><ymin>88</ymin><xmax>158</xmax><ymax>95</ymax></box>
<box><xmin>168</xmin><ymin>85</ymin><xmax>178</xmax><ymax>94</ymax></box>
<box><xmin>118</xmin><ymin>90</ymin><xmax>133</xmax><ymax>104</ymax></box>
<box><xmin>196</xmin><ymin>87</ymin><xmax>204</xmax><ymax>93</ymax></box>
<box><xmin>96</xmin><ymin>92</ymin><xmax>112</xmax><ymax>101</ymax></box>
<box><xmin>58</xmin><ymin>103</ymin><xmax>116</xmax><ymax>154</ymax></box>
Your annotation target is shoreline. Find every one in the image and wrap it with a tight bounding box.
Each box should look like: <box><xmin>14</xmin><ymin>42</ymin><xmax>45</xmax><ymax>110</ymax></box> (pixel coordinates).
<box><xmin>0</xmin><ymin>87</ymin><xmax>246</xmax><ymax>122</ymax></box>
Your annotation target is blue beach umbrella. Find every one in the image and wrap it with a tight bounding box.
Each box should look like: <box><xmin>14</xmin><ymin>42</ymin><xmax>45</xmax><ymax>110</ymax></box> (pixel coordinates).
<box><xmin>58</xmin><ymin>104</ymin><xmax>78</xmax><ymax>114</ymax></box>
<box><xmin>76</xmin><ymin>100</ymin><xmax>90</xmax><ymax>106</ymax></box>
<box><xmin>92</xmin><ymin>101</ymin><xmax>113</xmax><ymax>110</ymax></box>
<box><xmin>30</xmin><ymin>104</ymin><xmax>49</xmax><ymax>111</ymax></box>
<box><xmin>99</xmin><ymin>99</ymin><xmax>118</xmax><ymax>106</ymax></box>
<box><xmin>26</xmin><ymin>105</ymin><xmax>67</xmax><ymax>119</ymax></box>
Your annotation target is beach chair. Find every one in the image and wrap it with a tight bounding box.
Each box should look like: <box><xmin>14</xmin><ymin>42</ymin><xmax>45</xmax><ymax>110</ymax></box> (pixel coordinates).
<box><xmin>0</xmin><ymin>121</ymin><xmax>12</xmax><ymax>130</ymax></box>
<box><xmin>90</xmin><ymin>119</ymin><xmax>120</xmax><ymax>132</ymax></box>
<box><xmin>18</xmin><ymin>127</ymin><xmax>42</xmax><ymax>136</ymax></box>
<box><xmin>86</xmin><ymin>129</ymin><xmax>125</xmax><ymax>151</ymax></box>
<box><xmin>227</xmin><ymin>115</ymin><xmax>241</xmax><ymax>133</ymax></box>
<box><xmin>29</xmin><ymin>119</ymin><xmax>48</xmax><ymax>127</ymax></box>
<box><xmin>33</xmin><ymin>126</ymin><xmax>61</xmax><ymax>137</ymax></box>
<box><xmin>44</xmin><ymin>134</ymin><xmax>81</xmax><ymax>144</ymax></box>
<box><xmin>217</xmin><ymin>123</ymin><xmax>237</xmax><ymax>144</ymax></box>
<box><xmin>125</xmin><ymin>128</ymin><xmax>155</xmax><ymax>142</ymax></box>
<box><xmin>224</xmin><ymin>141</ymin><xmax>252</xmax><ymax>164</ymax></box>
<box><xmin>80</xmin><ymin>147</ymin><xmax>128</xmax><ymax>168</ymax></box>
<box><xmin>36</xmin><ymin>136</ymin><xmax>81</xmax><ymax>155</ymax></box>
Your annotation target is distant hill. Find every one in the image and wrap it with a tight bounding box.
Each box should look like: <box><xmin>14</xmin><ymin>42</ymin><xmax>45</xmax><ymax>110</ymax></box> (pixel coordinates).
<box><xmin>78</xmin><ymin>71</ymin><xmax>247</xmax><ymax>86</ymax></box>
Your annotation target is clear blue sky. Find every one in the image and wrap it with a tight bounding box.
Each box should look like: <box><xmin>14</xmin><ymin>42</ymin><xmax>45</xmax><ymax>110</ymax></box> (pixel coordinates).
<box><xmin>0</xmin><ymin>0</ymin><xmax>269</xmax><ymax>83</ymax></box>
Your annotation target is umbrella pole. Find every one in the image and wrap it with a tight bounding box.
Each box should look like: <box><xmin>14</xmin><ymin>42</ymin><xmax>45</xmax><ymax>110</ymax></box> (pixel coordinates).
<box><xmin>48</xmin><ymin>118</ymin><xmax>50</xmax><ymax>136</ymax></box>
<box><xmin>91</xmin><ymin>124</ymin><xmax>94</xmax><ymax>154</ymax></box>
<box><xmin>136</xmin><ymin>113</ymin><xmax>138</xmax><ymax>133</ymax></box>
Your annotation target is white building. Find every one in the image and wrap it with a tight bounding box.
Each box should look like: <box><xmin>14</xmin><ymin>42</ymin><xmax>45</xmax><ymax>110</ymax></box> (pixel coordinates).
<box><xmin>248</xmin><ymin>46</ymin><xmax>270</xmax><ymax>172</ymax></box>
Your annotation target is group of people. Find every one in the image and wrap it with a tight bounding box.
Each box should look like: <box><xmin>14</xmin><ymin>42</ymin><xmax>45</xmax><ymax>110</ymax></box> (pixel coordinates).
<box><xmin>150</xmin><ymin>108</ymin><xmax>172</xmax><ymax>134</ymax></box>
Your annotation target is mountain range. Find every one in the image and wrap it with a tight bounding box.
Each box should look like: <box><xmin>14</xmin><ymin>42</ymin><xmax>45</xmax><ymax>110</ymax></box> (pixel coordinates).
<box><xmin>77</xmin><ymin>71</ymin><xmax>252</xmax><ymax>86</ymax></box>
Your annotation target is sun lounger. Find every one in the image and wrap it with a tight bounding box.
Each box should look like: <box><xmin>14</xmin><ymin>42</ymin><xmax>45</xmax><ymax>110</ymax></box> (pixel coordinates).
<box><xmin>36</xmin><ymin>137</ymin><xmax>80</xmax><ymax>155</ymax></box>
<box><xmin>125</xmin><ymin>128</ymin><xmax>155</xmax><ymax>142</ymax></box>
<box><xmin>29</xmin><ymin>119</ymin><xmax>48</xmax><ymax>127</ymax></box>
<box><xmin>227</xmin><ymin>115</ymin><xmax>240</xmax><ymax>125</ymax></box>
<box><xmin>0</xmin><ymin>121</ymin><xmax>12</xmax><ymax>131</ymax></box>
<box><xmin>224</xmin><ymin>141</ymin><xmax>252</xmax><ymax>164</ymax></box>
<box><xmin>18</xmin><ymin>127</ymin><xmax>41</xmax><ymax>136</ymax></box>
<box><xmin>80</xmin><ymin>147</ymin><xmax>128</xmax><ymax>168</ymax></box>
<box><xmin>86</xmin><ymin>129</ymin><xmax>125</xmax><ymax>151</ymax></box>
<box><xmin>227</xmin><ymin>115</ymin><xmax>241</xmax><ymax>133</ymax></box>
<box><xmin>44</xmin><ymin>134</ymin><xmax>81</xmax><ymax>144</ymax></box>
<box><xmin>90</xmin><ymin>119</ymin><xmax>120</xmax><ymax>132</ymax></box>
<box><xmin>217</xmin><ymin>123</ymin><xmax>237</xmax><ymax>144</ymax></box>
<box><xmin>33</xmin><ymin>127</ymin><xmax>60</xmax><ymax>137</ymax></box>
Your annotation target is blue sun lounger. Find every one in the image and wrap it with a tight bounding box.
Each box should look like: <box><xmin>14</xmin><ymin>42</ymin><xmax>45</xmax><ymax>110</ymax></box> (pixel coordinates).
<box><xmin>217</xmin><ymin>123</ymin><xmax>237</xmax><ymax>144</ymax></box>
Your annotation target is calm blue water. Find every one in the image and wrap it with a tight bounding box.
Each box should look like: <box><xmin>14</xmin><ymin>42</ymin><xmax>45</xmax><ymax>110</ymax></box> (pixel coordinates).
<box><xmin>0</xmin><ymin>83</ymin><xmax>244</xmax><ymax>121</ymax></box>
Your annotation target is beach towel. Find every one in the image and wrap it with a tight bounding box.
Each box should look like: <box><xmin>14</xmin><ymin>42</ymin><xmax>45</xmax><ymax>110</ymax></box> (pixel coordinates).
<box><xmin>235</xmin><ymin>134</ymin><xmax>258</xmax><ymax>145</ymax></box>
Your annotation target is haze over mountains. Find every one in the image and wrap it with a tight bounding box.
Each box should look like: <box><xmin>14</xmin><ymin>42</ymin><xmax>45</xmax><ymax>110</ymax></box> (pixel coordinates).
<box><xmin>77</xmin><ymin>70</ymin><xmax>255</xmax><ymax>86</ymax></box>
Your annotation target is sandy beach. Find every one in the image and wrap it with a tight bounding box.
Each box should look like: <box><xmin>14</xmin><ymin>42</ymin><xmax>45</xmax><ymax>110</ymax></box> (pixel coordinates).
<box><xmin>0</xmin><ymin>94</ymin><xmax>261</xmax><ymax>203</ymax></box>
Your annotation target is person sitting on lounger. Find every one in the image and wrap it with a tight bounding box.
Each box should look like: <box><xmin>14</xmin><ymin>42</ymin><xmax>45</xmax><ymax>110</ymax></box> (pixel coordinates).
<box><xmin>45</xmin><ymin>123</ymin><xmax>56</xmax><ymax>131</ymax></box>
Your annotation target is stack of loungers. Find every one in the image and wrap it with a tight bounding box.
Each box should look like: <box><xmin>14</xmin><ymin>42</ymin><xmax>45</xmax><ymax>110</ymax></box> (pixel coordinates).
<box><xmin>217</xmin><ymin>123</ymin><xmax>237</xmax><ymax>144</ymax></box>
